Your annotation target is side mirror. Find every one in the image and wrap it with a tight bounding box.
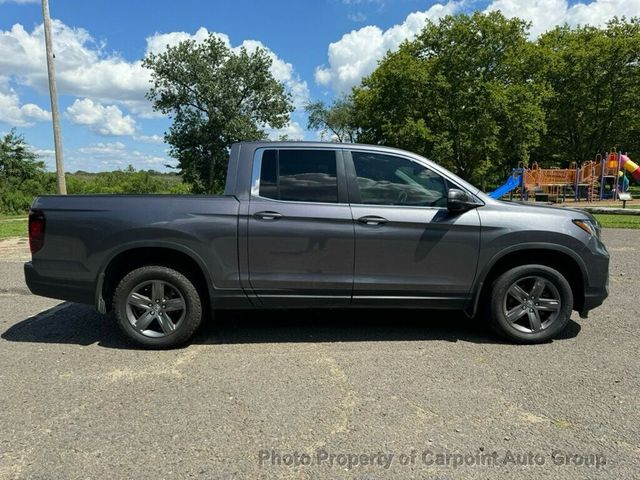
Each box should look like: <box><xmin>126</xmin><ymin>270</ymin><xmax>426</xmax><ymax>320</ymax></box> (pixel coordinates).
<box><xmin>447</xmin><ymin>188</ymin><xmax>477</xmax><ymax>212</ymax></box>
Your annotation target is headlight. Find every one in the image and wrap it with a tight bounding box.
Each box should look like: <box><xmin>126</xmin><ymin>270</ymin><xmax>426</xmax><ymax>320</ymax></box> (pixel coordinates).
<box><xmin>573</xmin><ymin>218</ymin><xmax>601</xmax><ymax>239</ymax></box>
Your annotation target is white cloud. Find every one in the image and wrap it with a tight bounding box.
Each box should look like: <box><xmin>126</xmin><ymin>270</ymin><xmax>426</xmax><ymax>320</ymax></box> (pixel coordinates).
<box><xmin>66</xmin><ymin>98</ymin><xmax>137</xmax><ymax>136</ymax></box>
<box><xmin>315</xmin><ymin>2</ymin><xmax>460</xmax><ymax>93</ymax></box>
<box><xmin>144</xmin><ymin>27</ymin><xmax>219</xmax><ymax>56</ymax></box>
<box><xmin>486</xmin><ymin>0</ymin><xmax>640</xmax><ymax>37</ymax></box>
<box><xmin>0</xmin><ymin>79</ymin><xmax>50</xmax><ymax>126</ymax></box>
<box><xmin>0</xmin><ymin>21</ymin><xmax>152</xmax><ymax>115</ymax></box>
<box><xmin>0</xmin><ymin>19</ymin><xmax>307</xmax><ymax>171</ymax></box>
<box><xmin>133</xmin><ymin>134</ymin><xmax>164</xmax><ymax>144</ymax></box>
<box><xmin>0</xmin><ymin>20</ymin><xmax>307</xmax><ymax>121</ymax></box>
<box><xmin>316</xmin><ymin>0</ymin><xmax>640</xmax><ymax>93</ymax></box>
<box><xmin>34</xmin><ymin>148</ymin><xmax>55</xmax><ymax>159</ymax></box>
<box><xmin>266</xmin><ymin>120</ymin><xmax>306</xmax><ymax>140</ymax></box>
<box><xmin>78</xmin><ymin>142</ymin><xmax>126</xmax><ymax>155</ymax></box>
<box><xmin>67</xmin><ymin>141</ymin><xmax>172</xmax><ymax>172</ymax></box>
<box><xmin>486</xmin><ymin>0</ymin><xmax>568</xmax><ymax>36</ymax></box>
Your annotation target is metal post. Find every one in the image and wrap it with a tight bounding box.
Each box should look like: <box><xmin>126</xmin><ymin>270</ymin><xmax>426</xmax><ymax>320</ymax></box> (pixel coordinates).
<box><xmin>509</xmin><ymin>169</ymin><xmax>515</xmax><ymax>201</ymax></box>
<box><xmin>599</xmin><ymin>155</ymin><xmax>606</xmax><ymax>200</ymax></box>
<box><xmin>519</xmin><ymin>169</ymin><xmax>524</xmax><ymax>201</ymax></box>
<box><xmin>42</xmin><ymin>0</ymin><xmax>66</xmax><ymax>194</ymax></box>
<box><xmin>614</xmin><ymin>152</ymin><xmax>622</xmax><ymax>202</ymax></box>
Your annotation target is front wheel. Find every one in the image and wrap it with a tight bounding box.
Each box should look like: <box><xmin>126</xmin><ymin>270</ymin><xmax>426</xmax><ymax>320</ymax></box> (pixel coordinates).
<box><xmin>487</xmin><ymin>265</ymin><xmax>573</xmax><ymax>343</ymax></box>
<box><xmin>113</xmin><ymin>266</ymin><xmax>203</xmax><ymax>349</ymax></box>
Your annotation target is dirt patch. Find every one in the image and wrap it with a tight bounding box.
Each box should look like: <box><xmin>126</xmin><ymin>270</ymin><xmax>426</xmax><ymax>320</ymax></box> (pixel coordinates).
<box><xmin>0</xmin><ymin>237</ymin><xmax>30</xmax><ymax>261</ymax></box>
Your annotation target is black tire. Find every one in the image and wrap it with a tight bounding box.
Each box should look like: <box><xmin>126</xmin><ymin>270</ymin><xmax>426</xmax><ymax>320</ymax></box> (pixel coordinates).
<box><xmin>113</xmin><ymin>265</ymin><xmax>203</xmax><ymax>349</ymax></box>
<box><xmin>487</xmin><ymin>265</ymin><xmax>573</xmax><ymax>343</ymax></box>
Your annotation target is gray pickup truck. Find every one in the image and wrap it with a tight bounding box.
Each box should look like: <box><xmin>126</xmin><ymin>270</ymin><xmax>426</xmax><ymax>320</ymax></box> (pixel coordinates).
<box><xmin>25</xmin><ymin>142</ymin><xmax>609</xmax><ymax>348</ymax></box>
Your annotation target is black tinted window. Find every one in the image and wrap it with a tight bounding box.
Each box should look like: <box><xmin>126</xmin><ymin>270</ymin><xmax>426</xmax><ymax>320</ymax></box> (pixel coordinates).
<box><xmin>259</xmin><ymin>149</ymin><xmax>278</xmax><ymax>199</ymax></box>
<box><xmin>259</xmin><ymin>149</ymin><xmax>338</xmax><ymax>203</ymax></box>
<box><xmin>351</xmin><ymin>152</ymin><xmax>448</xmax><ymax>207</ymax></box>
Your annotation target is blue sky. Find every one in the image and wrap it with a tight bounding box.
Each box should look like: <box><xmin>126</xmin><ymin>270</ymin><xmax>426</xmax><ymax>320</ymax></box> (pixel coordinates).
<box><xmin>0</xmin><ymin>0</ymin><xmax>636</xmax><ymax>172</ymax></box>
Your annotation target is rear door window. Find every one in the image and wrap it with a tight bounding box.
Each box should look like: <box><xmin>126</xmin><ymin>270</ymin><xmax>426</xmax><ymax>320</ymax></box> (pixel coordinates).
<box><xmin>259</xmin><ymin>149</ymin><xmax>338</xmax><ymax>203</ymax></box>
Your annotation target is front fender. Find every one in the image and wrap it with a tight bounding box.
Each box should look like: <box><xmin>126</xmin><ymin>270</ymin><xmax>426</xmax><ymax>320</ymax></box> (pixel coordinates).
<box><xmin>468</xmin><ymin>241</ymin><xmax>589</xmax><ymax>317</ymax></box>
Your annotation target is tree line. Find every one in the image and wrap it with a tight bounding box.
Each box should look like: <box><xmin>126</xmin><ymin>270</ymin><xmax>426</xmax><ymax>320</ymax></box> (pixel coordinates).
<box><xmin>0</xmin><ymin>130</ymin><xmax>189</xmax><ymax>215</ymax></box>
<box><xmin>306</xmin><ymin>13</ymin><xmax>640</xmax><ymax>188</ymax></box>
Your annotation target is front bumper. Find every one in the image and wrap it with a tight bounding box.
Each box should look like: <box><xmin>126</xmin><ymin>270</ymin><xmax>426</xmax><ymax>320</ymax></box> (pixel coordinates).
<box><xmin>582</xmin><ymin>284</ymin><xmax>608</xmax><ymax>312</ymax></box>
<box><xmin>580</xmin><ymin>254</ymin><xmax>609</xmax><ymax>313</ymax></box>
<box><xmin>577</xmin><ymin>231</ymin><xmax>610</xmax><ymax>314</ymax></box>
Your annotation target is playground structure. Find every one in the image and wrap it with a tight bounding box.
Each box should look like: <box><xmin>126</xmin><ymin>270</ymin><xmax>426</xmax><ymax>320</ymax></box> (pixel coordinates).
<box><xmin>489</xmin><ymin>151</ymin><xmax>640</xmax><ymax>202</ymax></box>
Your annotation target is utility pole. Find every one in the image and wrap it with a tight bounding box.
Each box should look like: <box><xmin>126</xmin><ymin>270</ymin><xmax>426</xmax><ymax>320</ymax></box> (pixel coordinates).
<box><xmin>41</xmin><ymin>0</ymin><xmax>66</xmax><ymax>194</ymax></box>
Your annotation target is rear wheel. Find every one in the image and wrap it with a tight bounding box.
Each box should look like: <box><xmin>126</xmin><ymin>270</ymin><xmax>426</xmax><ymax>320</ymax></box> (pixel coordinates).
<box><xmin>487</xmin><ymin>265</ymin><xmax>573</xmax><ymax>343</ymax></box>
<box><xmin>113</xmin><ymin>266</ymin><xmax>203</xmax><ymax>349</ymax></box>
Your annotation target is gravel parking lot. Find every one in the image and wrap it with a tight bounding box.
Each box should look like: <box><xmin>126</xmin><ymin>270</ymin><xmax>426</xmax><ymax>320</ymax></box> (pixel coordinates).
<box><xmin>0</xmin><ymin>230</ymin><xmax>638</xmax><ymax>479</ymax></box>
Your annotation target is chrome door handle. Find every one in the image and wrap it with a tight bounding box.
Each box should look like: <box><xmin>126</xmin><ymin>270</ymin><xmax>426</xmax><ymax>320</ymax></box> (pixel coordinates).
<box><xmin>357</xmin><ymin>215</ymin><xmax>388</xmax><ymax>226</ymax></box>
<box><xmin>254</xmin><ymin>211</ymin><xmax>283</xmax><ymax>220</ymax></box>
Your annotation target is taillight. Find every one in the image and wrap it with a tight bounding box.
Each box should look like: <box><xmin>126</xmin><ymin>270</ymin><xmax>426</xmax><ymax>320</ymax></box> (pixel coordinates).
<box><xmin>28</xmin><ymin>209</ymin><xmax>46</xmax><ymax>254</ymax></box>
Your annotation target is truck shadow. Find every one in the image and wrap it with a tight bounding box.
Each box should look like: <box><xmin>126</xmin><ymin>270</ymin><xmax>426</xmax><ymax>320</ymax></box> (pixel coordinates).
<box><xmin>2</xmin><ymin>302</ymin><xmax>582</xmax><ymax>349</ymax></box>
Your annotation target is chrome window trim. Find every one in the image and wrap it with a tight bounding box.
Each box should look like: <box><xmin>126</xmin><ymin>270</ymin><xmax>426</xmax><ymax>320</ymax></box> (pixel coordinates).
<box><xmin>250</xmin><ymin>146</ymin><xmax>482</xmax><ymax>210</ymax></box>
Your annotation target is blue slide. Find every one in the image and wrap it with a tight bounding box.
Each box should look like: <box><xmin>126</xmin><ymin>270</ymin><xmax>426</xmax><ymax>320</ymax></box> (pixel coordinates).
<box><xmin>488</xmin><ymin>174</ymin><xmax>522</xmax><ymax>199</ymax></box>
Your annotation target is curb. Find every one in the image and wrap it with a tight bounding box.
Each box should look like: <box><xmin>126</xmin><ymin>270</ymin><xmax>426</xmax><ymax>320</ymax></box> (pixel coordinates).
<box><xmin>575</xmin><ymin>207</ymin><xmax>640</xmax><ymax>216</ymax></box>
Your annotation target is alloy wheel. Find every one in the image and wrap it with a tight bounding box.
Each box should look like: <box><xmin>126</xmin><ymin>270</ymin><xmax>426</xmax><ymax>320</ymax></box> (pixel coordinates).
<box><xmin>125</xmin><ymin>280</ymin><xmax>186</xmax><ymax>338</ymax></box>
<box><xmin>502</xmin><ymin>275</ymin><xmax>562</xmax><ymax>334</ymax></box>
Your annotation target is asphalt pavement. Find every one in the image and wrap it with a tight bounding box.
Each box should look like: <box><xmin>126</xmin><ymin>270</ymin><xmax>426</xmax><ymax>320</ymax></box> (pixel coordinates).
<box><xmin>0</xmin><ymin>230</ymin><xmax>638</xmax><ymax>479</ymax></box>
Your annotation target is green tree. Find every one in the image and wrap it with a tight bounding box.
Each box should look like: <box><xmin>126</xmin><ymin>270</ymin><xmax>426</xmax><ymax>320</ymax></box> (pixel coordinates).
<box><xmin>0</xmin><ymin>129</ymin><xmax>53</xmax><ymax>214</ymax></box>
<box><xmin>305</xmin><ymin>97</ymin><xmax>358</xmax><ymax>142</ymax></box>
<box><xmin>143</xmin><ymin>35</ymin><xmax>293</xmax><ymax>193</ymax></box>
<box><xmin>537</xmin><ymin>18</ymin><xmax>640</xmax><ymax>164</ymax></box>
<box><xmin>353</xmin><ymin>11</ymin><xmax>549</xmax><ymax>185</ymax></box>
<box><xmin>0</xmin><ymin>129</ymin><xmax>46</xmax><ymax>185</ymax></box>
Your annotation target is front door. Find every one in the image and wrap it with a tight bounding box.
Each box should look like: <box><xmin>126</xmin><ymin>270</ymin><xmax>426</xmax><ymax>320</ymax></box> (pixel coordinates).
<box><xmin>247</xmin><ymin>148</ymin><xmax>354</xmax><ymax>306</ymax></box>
<box><xmin>345</xmin><ymin>150</ymin><xmax>481</xmax><ymax>308</ymax></box>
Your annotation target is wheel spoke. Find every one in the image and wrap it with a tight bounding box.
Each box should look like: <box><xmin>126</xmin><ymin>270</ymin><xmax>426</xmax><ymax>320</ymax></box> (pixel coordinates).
<box><xmin>506</xmin><ymin>305</ymin><xmax>527</xmax><ymax>323</ymax></box>
<box><xmin>135</xmin><ymin>308</ymin><xmax>156</xmax><ymax>331</ymax></box>
<box><xmin>156</xmin><ymin>311</ymin><xmax>176</xmax><ymax>334</ymax></box>
<box><xmin>508</xmin><ymin>284</ymin><xmax>529</xmax><ymax>303</ymax></box>
<box><xmin>128</xmin><ymin>292</ymin><xmax>151</xmax><ymax>310</ymax></box>
<box><xmin>164</xmin><ymin>297</ymin><xmax>185</xmax><ymax>312</ymax></box>
<box><xmin>528</xmin><ymin>308</ymin><xmax>542</xmax><ymax>332</ymax></box>
<box><xmin>537</xmin><ymin>298</ymin><xmax>560</xmax><ymax>311</ymax></box>
<box><xmin>530</xmin><ymin>278</ymin><xmax>546</xmax><ymax>299</ymax></box>
<box><xmin>151</xmin><ymin>281</ymin><xmax>165</xmax><ymax>302</ymax></box>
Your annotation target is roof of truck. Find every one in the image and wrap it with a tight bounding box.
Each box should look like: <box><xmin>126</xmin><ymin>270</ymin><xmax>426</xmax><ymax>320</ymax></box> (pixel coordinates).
<box><xmin>234</xmin><ymin>140</ymin><xmax>416</xmax><ymax>155</ymax></box>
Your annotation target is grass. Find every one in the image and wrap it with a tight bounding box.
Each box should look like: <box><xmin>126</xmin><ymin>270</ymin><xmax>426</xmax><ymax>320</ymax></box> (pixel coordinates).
<box><xmin>593</xmin><ymin>214</ymin><xmax>640</xmax><ymax>229</ymax></box>
<box><xmin>0</xmin><ymin>216</ymin><xmax>27</xmax><ymax>239</ymax></box>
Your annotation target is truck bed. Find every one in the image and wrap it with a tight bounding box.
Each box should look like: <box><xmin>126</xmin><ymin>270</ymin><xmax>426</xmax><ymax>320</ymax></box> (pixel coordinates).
<box><xmin>26</xmin><ymin>194</ymin><xmax>240</xmax><ymax>306</ymax></box>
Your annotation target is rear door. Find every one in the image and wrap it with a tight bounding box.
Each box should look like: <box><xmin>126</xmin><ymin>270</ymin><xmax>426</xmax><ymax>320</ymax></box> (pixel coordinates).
<box><xmin>345</xmin><ymin>149</ymin><xmax>481</xmax><ymax>308</ymax></box>
<box><xmin>247</xmin><ymin>148</ymin><xmax>354</xmax><ymax>306</ymax></box>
